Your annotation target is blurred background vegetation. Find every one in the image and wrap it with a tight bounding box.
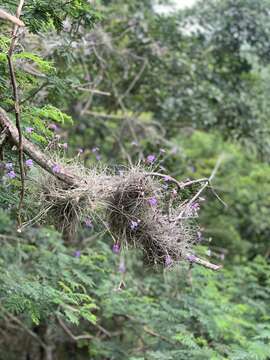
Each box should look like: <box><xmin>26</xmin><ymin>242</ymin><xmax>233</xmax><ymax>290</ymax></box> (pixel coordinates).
<box><xmin>0</xmin><ymin>0</ymin><xmax>270</xmax><ymax>359</ymax></box>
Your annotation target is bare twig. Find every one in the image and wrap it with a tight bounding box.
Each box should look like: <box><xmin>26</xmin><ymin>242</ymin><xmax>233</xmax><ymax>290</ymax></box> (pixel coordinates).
<box><xmin>0</xmin><ymin>8</ymin><xmax>25</xmax><ymax>27</ymax></box>
<box><xmin>184</xmin><ymin>254</ymin><xmax>222</xmax><ymax>271</ymax></box>
<box><xmin>147</xmin><ymin>171</ymin><xmax>209</xmax><ymax>190</ymax></box>
<box><xmin>170</xmin><ymin>156</ymin><xmax>224</xmax><ymax>222</ymax></box>
<box><xmin>72</xmin><ymin>86</ymin><xmax>111</xmax><ymax>96</ymax></box>
<box><xmin>57</xmin><ymin>316</ymin><xmax>93</xmax><ymax>342</ymax></box>
<box><xmin>7</xmin><ymin>0</ymin><xmax>26</xmax><ymax>228</ymax></box>
<box><xmin>118</xmin><ymin>58</ymin><xmax>148</xmax><ymax>103</ymax></box>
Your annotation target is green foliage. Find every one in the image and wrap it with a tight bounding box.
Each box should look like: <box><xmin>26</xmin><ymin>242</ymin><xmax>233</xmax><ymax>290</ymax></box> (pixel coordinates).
<box><xmin>14</xmin><ymin>52</ymin><xmax>54</xmax><ymax>74</ymax></box>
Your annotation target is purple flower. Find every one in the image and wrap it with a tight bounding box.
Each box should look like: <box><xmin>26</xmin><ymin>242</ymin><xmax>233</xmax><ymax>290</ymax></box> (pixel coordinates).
<box><xmin>146</xmin><ymin>154</ymin><xmax>156</xmax><ymax>164</ymax></box>
<box><xmin>74</xmin><ymin>250</ymin><xmax>81</xmax><ymax>258</ymax></box>
<box><xmin>96</xmin><ymin>154</ymin><xmax>101</xmax><ymax>161</ymax></box>
<box><xmin>92</xmin><ymin>147</ymin><xmax>99</xmax><ymax>153</ymax></box>
<box><xmin>191</xmin><ymin>203</ymin><xmax>200</xmax><ymax>210</ymax></box>
<box><xmin>25</xmin><ymin>159</ymin><xmax>33</xmax><ymax>167</ymax></box>
<box><xmin>78</xmin><ymin>148</ymin><xmax>84</xmax><ymax>154</ymax></box>
<box><xmin>112</xmin><ymin>242</ymin><xmax>121</xmax><ymax>254</ymax></box>
<box><xmin>7</xmin><ymin>170</ymin><xmax>16</xmax><ymax>179</ymax></box>
<box><xmin>52</xmin><ymin>164</ymin><xmax>61</xmax><ymax>173</ymax></box>
<box><xmin>130</xmin><ymin>220</ymin><xmax>140</xmax><ymax>230</ymax></box>
<box><xmin>62</xmin><ymin>142</ymin><xmax>68</xmax><ymax>150</ymax></box>
<box><xmin>165</xmin><ymin>255</ymin><xmax>173</xmax><ymax>267</ymax></box>
<box><xmin>49</xmin><ymin>123</ymin><xmax>59</xmax><ymax>131</ymax></box>
<box><xmin>164</xmin><ymin>175</ymin><xmax>171</xmax><ymax>182</ymax></box>
<box><xmin>84</xmin><ymin>218</ymin><xmax>93</xmax><ymax>228</ymax></box>
<box><xmin>187</xmin><ymin>254</ymin><xmax>196</xmax><ymax>263</ymax></box>
<box><xmin>26</xmin><ymin>127</ymin><xmax>34</xmax><ymax>133</ymax></box>
<box><xmin>118</xmin><ymin>259</ymin><xmax>126</xmax><ymax>273</ymax></box>
<box><xmin>5</xmin><ymin>162</ymin><xmax>13</xmax><ymax>170</ymax></box>
<box><xmin>148</xmin><ymin>197</ymin><xmax>158</xmax><ymax>207</ymax></box>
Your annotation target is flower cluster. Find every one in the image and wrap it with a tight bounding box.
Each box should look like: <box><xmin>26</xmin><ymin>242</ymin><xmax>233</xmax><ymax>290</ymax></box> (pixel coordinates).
<box><xmin>146</xmin><ymin>154</ymin><xmax>156</xmax><ymax>164</ymax></box>
<box><xmin>52</xmin><ymin>164</ymin><xmax>61</xmax><ymax>174</ymax></box>
<box><xmin>148</xmin><ymin>197</ymin><xmax>158</xmax><ymax>207</ymax></box>
<box><xmin>1</xmin><ymin>162</ymin><xmax>16</xmax><ymax>179</ymax></box>
<box><xmin>25</xmin><ymin>159</ymin><xmax>33</xmax><ymax>168</ymax></box>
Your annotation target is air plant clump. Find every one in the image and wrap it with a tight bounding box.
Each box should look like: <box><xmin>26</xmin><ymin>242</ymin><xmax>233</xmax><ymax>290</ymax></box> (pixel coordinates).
<box><xmin>106</xmin><ymin>168</ymin><xmax>197</xmax><ymax>267</ymax></box>
<box><xmin>30</xmin><ymin>161</ymin><xmax>200</xmax><ymax>267</ymax></box>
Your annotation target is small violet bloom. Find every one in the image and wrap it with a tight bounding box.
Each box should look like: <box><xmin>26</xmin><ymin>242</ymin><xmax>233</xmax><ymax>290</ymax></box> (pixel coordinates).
<box><xmin>187</xmin><ymin>254</ymin><xmax>196</xmax><ymax>263</ymax></box>
<box><xmin>84</xmin><ymin>218</ymin><xmax>93</xmax><ymax>228</ymax></box>
<box><xmin>146</xmin><ymin>154</ymin><xmax>156</xmax><ymax>164</ymax></box>
<box><xmin>5</xmin><ymin>162</ymin><xmax>13</xmax><ymax>170</ymax></box>
<box><xmin>74</xmin><ymin>250</ymin><xmax>81</xmax><ymax>258</ymax></box>
<box><xmin>148</xmin><ymin>197</ymin><xmax>158</xmax><ymax>207</ymax></box>
<box><xmin>78</xmin><ymin>148</ymin><xmax>84</xmax><ymax>154</ymax></box>
<box><xmin>92</xmin><ymin>147</ymin><xmax>99</xmax><ymax>153</ymax></box>
<box><xmin>62</xmin><ymin>143</ymin><xmax>68</xmax><ymax>150</ymax></box>
<box><xmin>164</xmin><ymin>175</ymin><xmax>171</xmax><ymax>182</ymax></box>
<box><xmin>7</xmin><ymin>170</ymin><xmax>16</xmax><ymax>179</ymax></box>
<box><xmin>165</xmin><ymin>255</ymin><xmax>173</xmax><ymax>267</ymax></box>
<box><xmin>49</xmin><ymin>123</ymin><xmax>59</xmax><ymax>131</ymax></box>
<box><xmin>26</xmin><ymin>127</ymin><xmax>34</xmax><ymax>133</ymax></box>
<box><xmin>96</xmin><ymin>154</ymin><xmax>101</xmax><ymax>161</ymax></box>
<box><xmin>52</xmin><ymin>164</ymin><xmax>61</xmax><ymax>173</ymax></box>
<box><xmin>112</xmin><ymin>242</ymin><xmax>121</xmax><ymax>254</ymax></box>
<box><xmin>25</xmin><ymin>159</ymin><xmax>33</xmax><ymax>167</ymax></box>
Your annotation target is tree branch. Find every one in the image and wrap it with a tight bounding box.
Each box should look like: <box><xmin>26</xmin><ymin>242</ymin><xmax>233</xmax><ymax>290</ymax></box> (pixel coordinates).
<box><xmin>0</xmin><ymin>107</ymin><xmax>80</xmax><ymax>186</ymax></box>
<box><xmin>7</xmin><ymin>0</ymin><xmax>26</xmax><ymax>228</ymax></box>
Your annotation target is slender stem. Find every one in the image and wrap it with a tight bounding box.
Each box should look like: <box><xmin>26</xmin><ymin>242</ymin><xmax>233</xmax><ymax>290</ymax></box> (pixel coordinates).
<box><xmin>170</xmin><ymin>156</ymin><xmax>224</xmax><ymax>222</ymax></box>
<box><xmin>7</xmin><ymin>0</ymin><xmax>25</xmax><ymax>229</ymax></box>
<box><xmin>185</xmin><ymin>254</ymin><xmax>222</xmax><ymax>271</ymax></box>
